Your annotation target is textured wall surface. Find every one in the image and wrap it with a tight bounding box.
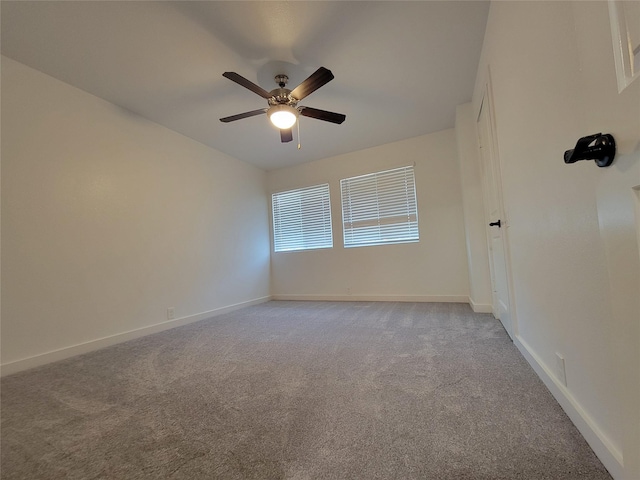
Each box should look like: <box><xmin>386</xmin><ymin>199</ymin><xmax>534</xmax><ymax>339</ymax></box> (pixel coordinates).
<box><xmin>267</xmin><ymin>129</ymin><xmax>470</xmax><ymax>301</ymax></box>
<box><xmin>1</xmin><ymin>56</ymin><xmax>271</xmax><ymax>367</ymax></box>
<box><xmin>471</xmin><ymin>2</ymin><xmax>639</xmax><ymax>477</ymax></box>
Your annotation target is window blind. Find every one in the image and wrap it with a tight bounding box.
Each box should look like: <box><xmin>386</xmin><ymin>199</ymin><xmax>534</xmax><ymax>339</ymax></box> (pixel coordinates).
<box><xmin>272</xmin><ymin>184</ymin><xmax>333</xmax><ymax>252</ymax></box>
<box><xmin>340</xmin><ymin>166</ymin><xmax>419</xmax><ymax>248</ymax></box>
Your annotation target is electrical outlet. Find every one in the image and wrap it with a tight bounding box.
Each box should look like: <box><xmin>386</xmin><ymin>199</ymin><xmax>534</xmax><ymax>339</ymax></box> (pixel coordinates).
<box><xmin>347</xmin><ymin>287</ymin><xmax>352</xmax><ymax>295</ymax></box>
<box><xmin>555</xmin><ymin>353</ymin><xmax>567</xmax><ymax>387</ymax></box>
<box><xmin>167</xmin><ymin>307</ymin><xmax>175</xmax><ymax>320</ymax></box>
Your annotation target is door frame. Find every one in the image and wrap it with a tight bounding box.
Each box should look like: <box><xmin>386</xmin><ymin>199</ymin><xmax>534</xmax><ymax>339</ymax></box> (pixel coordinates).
<box><xmin>475</xmin><ymin>66</ymin><xmax>519</xmax><ymax>339</ymax></box>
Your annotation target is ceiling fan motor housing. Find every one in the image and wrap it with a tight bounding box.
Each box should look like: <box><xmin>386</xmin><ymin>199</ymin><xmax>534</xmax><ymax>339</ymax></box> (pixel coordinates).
<box><xmin>268</xmin><ymin>88</ymin><xmax>297</xmax><ymax>107</ymax></box>
<box><xmin>269</xmin><ymin>75</ymin><xmax>298</xmax><ymax>107</ymax></box>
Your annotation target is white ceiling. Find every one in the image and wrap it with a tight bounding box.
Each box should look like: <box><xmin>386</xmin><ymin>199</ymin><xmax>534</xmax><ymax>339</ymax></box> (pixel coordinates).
<box><xmin>1</xmin><ymin>1</ymin><xmax>489</xmax><ymax>170</ymax></box>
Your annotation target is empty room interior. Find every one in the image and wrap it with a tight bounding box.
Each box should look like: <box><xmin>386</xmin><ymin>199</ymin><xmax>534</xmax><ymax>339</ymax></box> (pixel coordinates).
<box><xmin>1</xmin><ymin>1</ymin><xmax>639</xmax><ymax>479</ymax></box>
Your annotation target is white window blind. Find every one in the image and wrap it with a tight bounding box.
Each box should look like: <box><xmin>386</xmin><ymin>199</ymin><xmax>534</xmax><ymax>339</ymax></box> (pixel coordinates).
<box><xmin>272</xmin><ymin>184</ymin><xmax>333</xmax><ymax>252</ymax></box>
<box><xmin>340</xmin><ymin>166</ymin><xmax>419</xmax><ymax>248</ymax></box>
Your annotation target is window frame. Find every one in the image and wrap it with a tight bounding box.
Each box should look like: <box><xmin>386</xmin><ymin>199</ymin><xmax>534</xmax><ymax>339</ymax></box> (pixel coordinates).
<box><xmin>271</xmin><ymin>183</ymin><xmax>334</xmax><ymax>253</ymax></box>
<box><xmin>340</xmin><ymin>165</ymin><xmax>419</xmax><ymax>249</ymax></box>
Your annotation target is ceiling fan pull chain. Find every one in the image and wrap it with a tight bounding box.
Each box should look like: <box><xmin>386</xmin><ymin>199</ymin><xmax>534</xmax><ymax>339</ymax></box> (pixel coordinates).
<box><xmin>297</xmin><ymin>119</ymin><xmax>301</xmax><ymax>150</ymax></box>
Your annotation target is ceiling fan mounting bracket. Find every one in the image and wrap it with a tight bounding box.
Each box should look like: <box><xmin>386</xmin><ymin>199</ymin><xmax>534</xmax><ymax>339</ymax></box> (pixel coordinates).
<box><xmin>274</xmin><ymin>74</ymin><xmax>289</xmax><ymax>88</ymax></box>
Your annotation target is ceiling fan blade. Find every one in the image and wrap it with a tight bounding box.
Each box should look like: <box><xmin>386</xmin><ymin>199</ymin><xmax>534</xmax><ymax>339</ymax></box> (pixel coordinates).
<box><xmin>219</xmin><ymin>108</ymin><xmax>267</xmax><ymax>123</ymax></box>
<box><xmin>290</xmin><ymin>67</ymin><xmax>334</xmax><ymax>101</ymax></box>
<box><xmin>223</xmin><ymin>72</ymin><xmax>271</xmax><ymax>99</ymax></box>
<box><xmin>299</xmin><ymin>107</ymin><xmax>346</xmax><ymax>124</ymax></box>
<box><xmin>280</xmin><ymin>128</ymin><xmax>293</xmax><ymax>143</ymax></box>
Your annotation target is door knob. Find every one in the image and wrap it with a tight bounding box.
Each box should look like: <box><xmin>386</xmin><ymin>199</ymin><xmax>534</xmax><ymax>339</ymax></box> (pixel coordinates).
<box><xmin>489</xmin><ymin>220</ymin><xmax>501</xmax><ymax>228</ymax></box>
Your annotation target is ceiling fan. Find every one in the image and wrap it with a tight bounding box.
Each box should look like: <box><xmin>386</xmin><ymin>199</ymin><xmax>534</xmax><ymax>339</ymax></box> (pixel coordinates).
<box><xmin>220</xmin><ymin>67</ymin><xmax>346</xmax><ymax>143</ymax></box>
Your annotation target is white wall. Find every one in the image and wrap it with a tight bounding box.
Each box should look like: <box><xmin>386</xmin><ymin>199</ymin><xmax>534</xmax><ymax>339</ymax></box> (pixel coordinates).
<box><xmin>1</xmin><ymin>56</ymin><xmax>271</xmax><ymax>374</ymax></box>
<box><xmin>267</xmin><ymin>130</ymin><xmax>470</xmax><ymax>302</ymax></box>
<box><xmin>454</xmin><ymin>103</ymin><xmax>492</xmax><ymax>312</ymax></box>
<box><xmin>470</xmin><ymin>2</ymin><xmax>639</xmax><ymax>478</ymax></box>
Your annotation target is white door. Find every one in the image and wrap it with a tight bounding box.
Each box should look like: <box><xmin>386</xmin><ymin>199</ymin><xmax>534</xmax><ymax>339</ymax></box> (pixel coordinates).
<box><xmin>477</xmin><ymin>88</ymin><xmax>513</xmax><ymax>340</ymax></box>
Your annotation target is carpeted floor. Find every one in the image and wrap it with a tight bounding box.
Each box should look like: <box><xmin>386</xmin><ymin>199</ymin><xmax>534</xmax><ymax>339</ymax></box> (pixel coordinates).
<box><xmin>1</xmin><ymin>301</ymin><xmax>611</xmax><ymax>479</ymax></box>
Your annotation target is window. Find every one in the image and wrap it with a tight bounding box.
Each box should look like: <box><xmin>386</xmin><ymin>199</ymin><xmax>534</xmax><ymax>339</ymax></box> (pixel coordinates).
<box><xmin>340</xmin><ymin>166</ymin><xmax>419</xmax><ymax>248</ymax></box>
<box><xmin>272</xmin><ymin>184</ymin><xmax>333</xmax><ymax>252</ymax></box>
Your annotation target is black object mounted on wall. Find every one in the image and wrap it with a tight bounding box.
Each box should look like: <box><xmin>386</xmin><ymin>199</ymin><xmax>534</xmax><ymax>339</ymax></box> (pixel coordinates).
<box><xmin>564</xmin><ymin>133</ymin><xmax>616</xmax><ymax>167</ymax></box>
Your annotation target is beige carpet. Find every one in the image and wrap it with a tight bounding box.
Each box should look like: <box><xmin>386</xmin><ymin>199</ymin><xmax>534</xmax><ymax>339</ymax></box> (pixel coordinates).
<box><xmin>1</xmin><ymin>301</ymin><xmax>611</xmax><ymax>479</ymax></box>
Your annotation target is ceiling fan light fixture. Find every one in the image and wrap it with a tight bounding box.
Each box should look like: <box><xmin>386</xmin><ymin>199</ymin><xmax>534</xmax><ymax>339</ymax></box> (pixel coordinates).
<box><xmin>268</xmin><ymin>104</ymin><xmax>298</xmax><ymax>129</ymax></box>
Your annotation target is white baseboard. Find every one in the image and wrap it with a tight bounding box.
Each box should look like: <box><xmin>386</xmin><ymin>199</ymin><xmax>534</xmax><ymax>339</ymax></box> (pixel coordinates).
<box><xmin>0</xmin><ymin>296</ymin><xmax>272</xmax><ymax>377</ymax></box>
<box><xmin>514</xmin><ymin>335</ymin><xmax>623</xmax><ymax>479</ymax></box>
<box><xmin>271</xmin><ymin>294</ymin><xmax>469</xmax><ymax>303</ymax></box>
<box><xmin>469</xmin><ymin>298</ymin><xmax>493</xmax><ymax>313</ymax></box>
